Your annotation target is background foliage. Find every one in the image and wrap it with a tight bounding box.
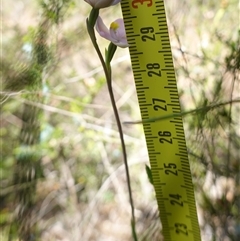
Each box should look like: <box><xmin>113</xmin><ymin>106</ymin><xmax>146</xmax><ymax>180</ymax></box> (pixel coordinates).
<box><xmin>1</xmin><ymin>0</ymin><xmax>239</xmax><ymax>240</ymax></box>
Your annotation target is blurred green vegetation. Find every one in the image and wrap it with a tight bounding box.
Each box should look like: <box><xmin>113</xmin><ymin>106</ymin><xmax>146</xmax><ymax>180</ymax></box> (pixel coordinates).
<box><xmin>1</xmin><ymin>0</ymin><xmax>239</xmax><ymax>240</ymax></box>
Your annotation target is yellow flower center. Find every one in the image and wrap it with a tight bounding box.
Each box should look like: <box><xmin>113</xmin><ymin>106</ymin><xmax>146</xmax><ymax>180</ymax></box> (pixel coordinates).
<box><xmin>110</xmin><ymin>22</ymin><xmax>119</xmax><ymax>31</ymax></box>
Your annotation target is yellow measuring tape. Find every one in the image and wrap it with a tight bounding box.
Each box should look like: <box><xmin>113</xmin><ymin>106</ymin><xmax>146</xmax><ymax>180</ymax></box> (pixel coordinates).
<box><xmin>120</xmin><ymin>0</ymin><xmax>201</xmax><ymax>240</ymax></box>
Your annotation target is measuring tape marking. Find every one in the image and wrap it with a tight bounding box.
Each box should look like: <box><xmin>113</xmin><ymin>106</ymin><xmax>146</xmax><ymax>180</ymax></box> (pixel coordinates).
<box><xmin>121</xmin><ymin>0</ymin><xmax>201</xmax><ymax>240</ymax></box>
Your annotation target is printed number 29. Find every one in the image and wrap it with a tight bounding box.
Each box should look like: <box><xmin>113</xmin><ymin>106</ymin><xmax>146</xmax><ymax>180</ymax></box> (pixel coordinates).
<box><xmin>140</xmin><ymin>27</ymin><xmax>155</xmax><ymax>41</ymax></box>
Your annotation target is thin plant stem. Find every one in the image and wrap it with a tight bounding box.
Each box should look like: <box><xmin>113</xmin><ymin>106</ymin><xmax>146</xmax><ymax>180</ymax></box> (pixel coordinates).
<box><xmin>86</xmin><ymin>17</ymin><xmax>138</xmax><ymax>241</ymax></box>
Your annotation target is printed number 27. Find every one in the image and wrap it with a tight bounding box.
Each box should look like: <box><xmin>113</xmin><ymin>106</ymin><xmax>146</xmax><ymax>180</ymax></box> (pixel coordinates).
<box><xmin>152</xmin><ymin>98</ymin><xmax>167</xmax><ymax>111</ymax></box>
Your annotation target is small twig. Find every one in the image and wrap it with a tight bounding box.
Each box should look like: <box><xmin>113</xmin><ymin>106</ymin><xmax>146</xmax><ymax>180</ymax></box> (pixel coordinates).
<box><xmin>123</xmin><ymin>98</ymin><xmax>240</xmax><ymax>125</ymax></box>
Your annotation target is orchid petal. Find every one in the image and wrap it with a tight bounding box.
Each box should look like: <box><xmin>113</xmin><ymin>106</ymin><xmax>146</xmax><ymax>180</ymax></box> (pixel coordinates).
<box><xmin>95</xmin><ymin>17</ymin><xmax>129</xmax><ymax>48</ymax></box>
<box><xmin>110</xmin><ymin>19</ymin><xmax>129</xmax><ymax>48</ymax></box>
<box><xmin>96</xmin><ymin>16</ymin><xmax>113</xmax><ymax>41</ymax></box>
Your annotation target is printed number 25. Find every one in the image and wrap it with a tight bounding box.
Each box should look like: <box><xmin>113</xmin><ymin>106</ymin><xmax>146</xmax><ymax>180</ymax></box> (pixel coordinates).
<box><xmin>132</xmin><ymin>0</ymin><xmax>152</xmax><ymax>8</ymax></box>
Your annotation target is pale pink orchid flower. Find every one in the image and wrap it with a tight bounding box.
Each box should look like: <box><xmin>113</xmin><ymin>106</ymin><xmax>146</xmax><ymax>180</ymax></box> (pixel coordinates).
<box><xmin>96</xmin><ymin>17</ymin><xmax>129</xmax><ymax>48</ymax></box>
<box><xmin>84</xmin><ymin>0</ymin><xmax>120</xmax><ymax>9</ymax></box>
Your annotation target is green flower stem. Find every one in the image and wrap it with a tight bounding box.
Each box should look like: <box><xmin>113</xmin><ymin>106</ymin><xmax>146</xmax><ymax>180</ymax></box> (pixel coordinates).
<box><xmin>88</xmin><ymin>8</ymin><xmax>99</xmax><ymax>28</ymax></box>
<box><xmin>86</xmin><ymin>13</ymin><xmax>138</xmax><ymax>241</ymax></box>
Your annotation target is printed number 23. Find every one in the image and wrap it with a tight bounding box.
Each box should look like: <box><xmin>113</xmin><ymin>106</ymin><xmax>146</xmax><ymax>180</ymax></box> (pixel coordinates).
<box><xmin>175</xmin><ymin>223</ymin><xmax>188</xmax><ymax>236</ymax></box>
<box><xmin>132</xmin><ymin>0</ymin><xmax>152</xmax><ymax>8</ymax></box>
